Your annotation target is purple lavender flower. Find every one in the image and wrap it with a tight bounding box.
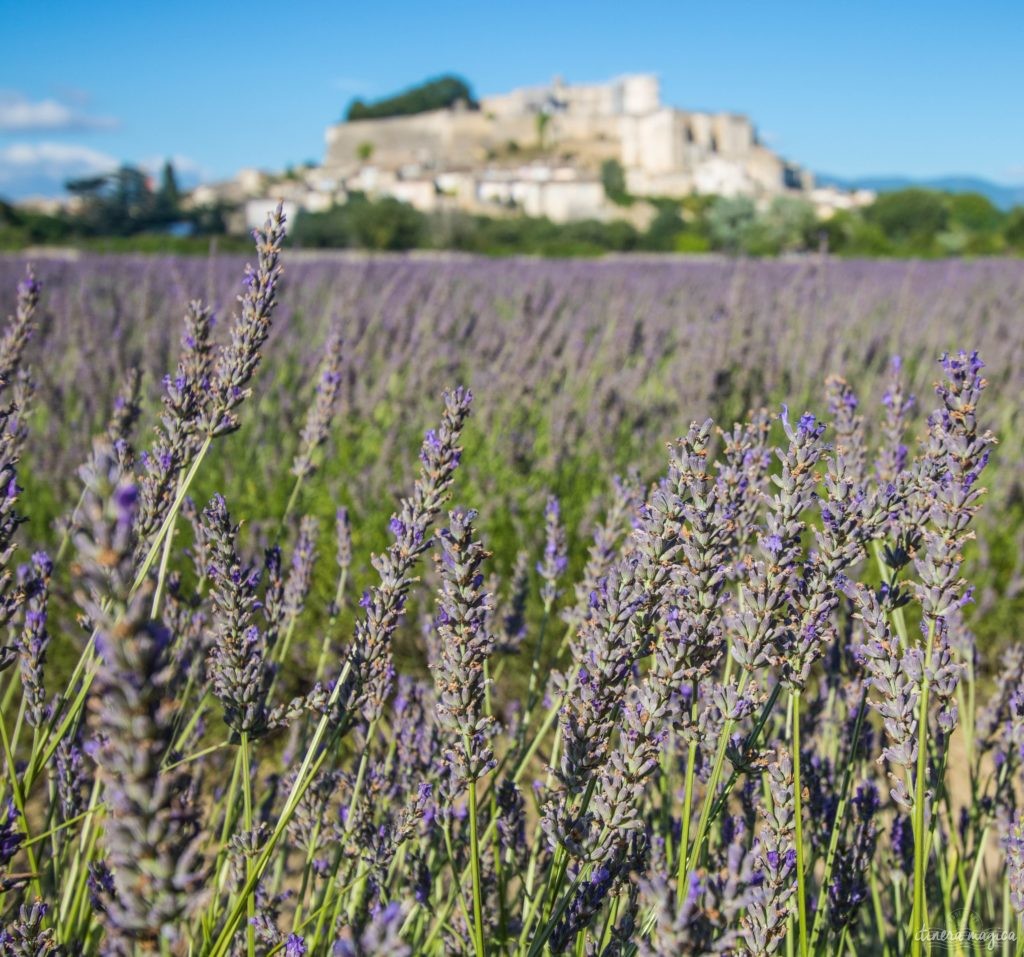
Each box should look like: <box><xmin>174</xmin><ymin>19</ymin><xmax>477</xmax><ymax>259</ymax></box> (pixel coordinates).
<box><xmin>0</xmin><ymin>898</ymin><xmax>60</xmax><ymax>956</ymax></box>
<box><xmin>203</xmin><ymin>493</ymin><xmax>276</xmax><ymax>736</ymax></box>
<box><xmin>336</xmin><ymin>387</ymin><xmax>472</xmax><ymax>726</ymax></box>
<box><xmin>201</xmin><ymin>203</ymin><xmax>287</xmax><ymax>437</ymax></box>
<box><xmin>14</xmin><ymin>550</ymin><xmax>52</xmax><ymax>727</ymax></box>
<box><xmin>0</xmin><ymin>801</ymin><xmax>23</xmax><ymax>867</ymax></box>
<box><xmin>537</xmin><ymin>495</ymin><xmax>568</xmax><ymax>611</ymax></box>
<box><xmin>430</xmin><ymin>508</ymin><xmax>497</xmax><ymax>787</ymax></box>
<box><xmin>292</xmin><ymin>325</ymin><xmax>344</xmax><ymax>480</ymax></box>
<box><xmin>78</xmin><ymin>441</ymin><xmax>208</xmax><ymax>948</ymax></box>
<box><xmin>283</xmin><ymin>515</ymin><xmax>319</xmax><ymax>624</ymax></box>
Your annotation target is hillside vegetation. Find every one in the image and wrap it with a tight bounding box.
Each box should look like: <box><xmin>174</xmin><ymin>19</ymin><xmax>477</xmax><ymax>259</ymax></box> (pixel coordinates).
<box><xmin>344</xmin><ymin>74</ymin><xmax>477</xmax><ymax>122</ymax></box>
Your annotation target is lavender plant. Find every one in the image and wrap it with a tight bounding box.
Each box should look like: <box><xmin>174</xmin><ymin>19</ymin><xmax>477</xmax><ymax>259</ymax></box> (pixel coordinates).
<box><xmin>0</xmin><ymin>228</ymin><xmax>1021</xmax><ymax>957</ymax></box>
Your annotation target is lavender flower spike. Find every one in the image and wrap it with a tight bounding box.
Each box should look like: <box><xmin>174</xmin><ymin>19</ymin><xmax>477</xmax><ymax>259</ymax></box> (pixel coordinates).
<box><xmin>537</xmin><ymin>495</ymin><xmax>568</xmax><ymax>612</ymax></box>
<box><xmin>78</xmin><ymin>441</ymin><xmax>208</xmax><ymax>949</ymax></box>
<box><xmin>431</xmin><ymin>507</ymin><xmax>497</xmax><ymax>788</ymax></box>
<box><xmin>201</xmin><ymin>202</ymin><xmax>287</xmax><ymax>437</ymax></box>
<box><xmin>338</xmin><ymin>386</ymin><xmax>472</xmax><ymax>725</ymax></box>
<box><xmin>204</xmin><ymin>493</ymin><xmax>276</xmax><ymax>737</ymax></box>
<box><xmin>292</xmin><ymin>325</ymin><xmax>344</xmax><ymax>480</ymax></box>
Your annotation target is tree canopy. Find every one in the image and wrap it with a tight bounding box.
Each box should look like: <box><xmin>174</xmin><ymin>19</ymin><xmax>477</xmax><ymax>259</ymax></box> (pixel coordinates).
<box><xmin>345</xmin><ymin>75</ymin><xmax>477</xmax><ymax>122</ymax></box>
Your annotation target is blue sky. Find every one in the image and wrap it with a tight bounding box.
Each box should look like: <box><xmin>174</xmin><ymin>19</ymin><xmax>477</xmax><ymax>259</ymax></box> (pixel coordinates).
<box><xmin>2</xmin><ymin>0</ymin><xmax>1022</xmax><ymax>198</ymax></box>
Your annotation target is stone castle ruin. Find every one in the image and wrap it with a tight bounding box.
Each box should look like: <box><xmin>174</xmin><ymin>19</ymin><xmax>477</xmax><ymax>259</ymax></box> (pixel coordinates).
<box><xmin>320</xmin><ymin>74</ymin><xmax>814</xmax><ymax>222</ymax></box>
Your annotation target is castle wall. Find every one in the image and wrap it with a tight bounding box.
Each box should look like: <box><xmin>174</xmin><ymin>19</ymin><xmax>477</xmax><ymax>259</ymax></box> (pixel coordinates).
<box><xmin>692</xmin><ymin>156</ymin><xmax>751</xmax><ymax>197</ymax></box>
<box><xmin>686</xmin><ymin>113</ymin><xmax>714</xmax><ymax>151</ymax></box>
<box><xmin>325</xmin><ymin>109</ymin><xmax>625</xmax><ymax>175</ymax></box>
<box><xmin>325</xmin><ymin>111</ymin><xmax>538</xmax><ymax>172</ymax></box>
<box><xmin>711</xmin><ymin>114</ymin><xmax>755</xmax><ymax>156</ymax></box>
<box><xmin>620</xmin><ymin>109</ymin><xmax>686</xmax><ymax>174</ymax></box>
<box><xmin>745</xmin><ymin>147</ymin><xmax>787</xmax><ymax>193</ymax></box>
<box><xmin>620</xmin><ymin>75</ymin><xmax>660</xmax><ymax>115</ymax></box>
<box><xmin>625</xmin><ymin>169</ymin><xmax>696</xmax><ymax>197</ymax></box>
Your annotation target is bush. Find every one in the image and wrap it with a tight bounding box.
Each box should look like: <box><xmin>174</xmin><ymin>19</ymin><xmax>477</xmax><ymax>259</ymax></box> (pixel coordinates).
<box><xmin>640</xmin><ymin>205</ymin><xmax>686</xmax><ymax>251</ymax></box>
<box><xmin>600</xmin><ymin>159</ymin><xmax>630</xmax><ymax>205</ymax></box>
<box><xmin>293</xmin><ymin>196</ymin><xmax>427</xmax><ymax>250</ymax></box>
<box><xmin>948</xmin><ymin>192</ymin><xmax>1003</xmax><ymax>233</ymax></box>
<box><xmin>669</xmin><ymin>231</ymin><xmax>708</xmax><ymax>253</ymax></box>
<box><xmin>863</xmin><ymin>188</ymin><xmax>949</xmax><ymax>244</ymax></box>
<box><xmin>1005</xmin><ymin>206</ymin><xmax>1024</xmax><ymax>252</ymax></box>
<box><xmin>348</xmin><ymin>196</ymin><xmax>427</xmax><ymax>250</ymax></box>
<box><xmin>706</xmin><ymin>195</ymin><xmax>757</xmax><ymax>253</ymax></box>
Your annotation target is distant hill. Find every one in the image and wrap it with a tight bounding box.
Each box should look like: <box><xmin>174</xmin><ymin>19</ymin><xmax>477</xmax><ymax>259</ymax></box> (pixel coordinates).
<box><xmin>817</xmin><ymin>174</ymin><xmax>1024</xmax><ymax>210</ymax></box>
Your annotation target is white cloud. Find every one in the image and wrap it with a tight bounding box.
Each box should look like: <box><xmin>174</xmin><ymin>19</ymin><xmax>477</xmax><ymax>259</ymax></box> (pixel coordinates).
<box><xmin>0</xmin><ymin>141</ymin><xmax>119</xmax><ymax>198</ymax></box>
<box><xmin>51</xmin><ymin>86</ymin><xmax>93</xmax><ymax>108</ymax></box>
<box><xmin>0</xmin><ymin>142</ymin><xmax>118</xmax><ymax>176</ymax></box>
<box><xmin>0</xmin><ymin>91</ymin><xmax>118</xmax><ymax>132</ymax></box>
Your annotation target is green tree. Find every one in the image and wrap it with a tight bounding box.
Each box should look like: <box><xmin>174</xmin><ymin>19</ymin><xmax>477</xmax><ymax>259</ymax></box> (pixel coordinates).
<box><xmin>641</xmin><ymin>205</ymin><xmax>685</xmax><ymax>251</ymax></box>
<box><xmin>742</xmin><ymin>196</ymin><xmax>817</xmax><ymax>255</ymax></box>
<box><xmin>346</xmin><ymin>75</ymin><xmax>476</xmax><ymax>121</ymax></box>
<box><xmin>65</xmin><ymin>165</ymin><xmax>155</xmax><ymax>235</ymax></box>
<box><xmin>350</xmin><ymin>197</ymin><xmax>426</xmax><ymax>249</ymax></box>
<box><xmin>948</xmin><ymin>192</ymin><xmax>1002</xmax><ymax>233</ymax></box>
<box><xmin>706</xmin><ymin>195</ymin><xmax>757</xmax><ymax>253</ymax></box>
<box><xmin>155</xmin><ymin>160</ymin><xmax>181</xmax><ymax>221</ymax></box>
<box><xmin>535</xmin><ymin>112</ymin><xmax>551</xmax><ymax>150</ymax></box>
<box><xmin>863</xmin><ymin>189</ymin><xmax>948</xmax><ymax>246</ymax></box>
<box><xmin>291</xmin><ymin>205</ymin><xmax>356</xmax><ymax>248</ymax></box>
<box><xmin>1004</xmin><ymin>206</ymin><xmax>1024</xmax><ymax>252</ymax></box>
<box><xmin>600</xmin><ymin>159</ymin><xmax>629</xmax><ymax>205</ymax></box>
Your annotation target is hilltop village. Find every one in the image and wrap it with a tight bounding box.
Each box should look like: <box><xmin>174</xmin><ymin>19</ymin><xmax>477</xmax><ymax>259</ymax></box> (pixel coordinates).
<box><xmin>189</xmin><ymin>74</ymin><xmax>871</xmax><ymax>231</ymax></box>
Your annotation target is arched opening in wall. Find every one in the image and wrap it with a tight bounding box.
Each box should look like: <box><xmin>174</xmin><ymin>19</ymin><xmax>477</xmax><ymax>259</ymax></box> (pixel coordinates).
<box><xmin>685</xmin><ymin>124</ymin><xmax>694</xmax><ymax>143</ymax></box>
<box><xmin>710</xmin><ymin>134</ymin><xmax>718</xmax><ymax>153</ymax></box>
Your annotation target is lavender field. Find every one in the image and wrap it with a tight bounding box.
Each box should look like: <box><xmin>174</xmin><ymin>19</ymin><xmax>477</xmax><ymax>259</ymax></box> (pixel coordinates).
<box><xmin>1</xmin><ymin>212</ymin><xmax>1023</xmax><ymax>955</ymax></box>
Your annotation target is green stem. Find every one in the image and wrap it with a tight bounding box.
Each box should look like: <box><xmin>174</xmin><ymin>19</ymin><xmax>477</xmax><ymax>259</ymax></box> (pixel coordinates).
<box><xmin>688</xmin><ymin>669</ymin><xmax>751</xmax><ymax>868</ymax></box>
<box><xmin>911</xmin><ymin>619</ymin><xmax>938</xmax><ymax>957</ymax></box>
<box><xmin>869</xmin><ymin>870</ymin><xmax>892</xmax><ymax>957</ymax></box>
<box><xmin>443</xmin><ymin>820</ymin><xmax>475</xmax><ymax>936</ymax></box>
<box><xmin>696</xmin><ymin>679</ymin><xmax>783</xmax><ymax>860</ymax></box>
<box><xmin>208</xmin><ymin>657</ymin><xmax>354</xmax><ymax>956</ymax></box>
<box><xmin>149</xmin><ymin>476</ymin><xmax>182</xmax><ymax>619</ymax></box>
<box><xmin>674</xmin><ymin>682</ymin><xmax>700</xmax><ymax>906</ymax></box>
<box><xmin>58</xmin><ymin>777</ymin><xmax>102</xmax><ymax>930</ymax></box>
<box><xmin>515</xmin><ymin>607</ymin><xmax>552</xmax><ymax>753</ymax></box>
<box><xmin>0</xmin><ymin>711</ymin><xmax>41</xmax><ymax>899</ymax></box>
<box><xmin>342</xmin><ymin>719</ymin><xmax>380</xmax><ymax>921</ymax></box>
<box><xmin>277</xmin><ymin>473</ymin><xmax>305</xmax><ymax>539</ymax></box>
<box><xmin>240</xmin><ymin>734</ymin><xmax>256</xmax><ymax>957</ymax></box>
<box><xmin>22</xmin><ymin>805</ymin><xmax>101</xmax><ymax>848</ymax></box>
<box><xmin>468</xmin><ymin>778</ymin><xmax>486</xmax><ymax>957</ymax></box>
<box><xmin>133</xmin><ymin>435</ymin><xmax>213</xmax><ymax>592</ymax></box>
<box><xmin>792</xmin><ymin>689</ymin><xmax>809</xmax><ymax>957</ymax></box>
